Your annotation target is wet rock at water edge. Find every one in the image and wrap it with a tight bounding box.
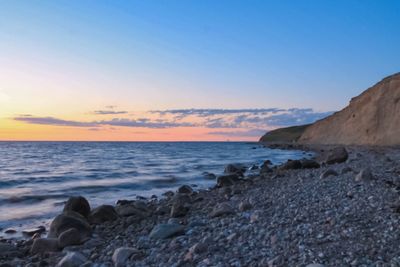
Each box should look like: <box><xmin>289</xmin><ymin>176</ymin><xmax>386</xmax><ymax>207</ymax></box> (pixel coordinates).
<box><xmin>300</xmin><ymin>159</ymin><xmax>320</xmax><ymax>169</ymax></box>
<box><xmin>149</xmin><ymin>223</ymin><xmax>185</xmax><ymax>239</ymax></box>
<box><xmin>224</xmin><ymin>163</ymin><xmax>247</xmax><ymax>175</ymax></box>
<box><xmin>217</xmin><ymin>174</ymin><xmax>240</xmax><ymax>187</ymax></box>
<box><xmin>279</xmin><ymin>159</ymin><xmax>302</xmax><ymax>170</ymax></box>
<box><xmin>56</xmin><ymin>252</ymin><xmax>87</xmax><ymax>267</ymax></box>
<box><xmin>325</xmin><ymin>147</ymin><xmax>348</xmax><ymax>164</ymax></box>
<box><xmin>22</xmin><ymin>226</ymin><xmax>46</xmax><ymax>237</ymax></box>
<box><xmin>202</xmin><ymin>172</ymin><xmax>217</xmax><ymax>180</ymax></box>
<box><xmin>177</xmin><ymin>185</ymin><xmax>193</xmax><ymax>194</ymax></box>
<box><xmin>63</xmin><ymin>196</ymin><xmax>91</xmax><ymax>218</ymax></box>
<box><xmin>4</xmin><ymin>228</ymin><xmax>17</xmax><ymax>234</ymax></box>
<box><xmin>88</xmin><ymin>205</ymin><xmax>119</xmax><ymax>224</ymax></box>
<box><xmin>48</xmin><ymin>211</ymin><xmax>92</xmax><ymax>239</ymax></box>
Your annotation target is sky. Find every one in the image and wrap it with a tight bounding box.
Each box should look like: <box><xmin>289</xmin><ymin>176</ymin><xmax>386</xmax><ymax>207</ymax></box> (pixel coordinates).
<box><xmin>0</xmin><ymin>0</ymin><xmax>399</xmax><ymax>141</ymax></box>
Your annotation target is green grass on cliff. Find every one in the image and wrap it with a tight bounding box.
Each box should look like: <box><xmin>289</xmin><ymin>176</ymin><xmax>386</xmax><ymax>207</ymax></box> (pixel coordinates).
<box><xmin>259</xmin><ymin>124</ymin><xmax>311</xmax><ymax>143</ymax></box>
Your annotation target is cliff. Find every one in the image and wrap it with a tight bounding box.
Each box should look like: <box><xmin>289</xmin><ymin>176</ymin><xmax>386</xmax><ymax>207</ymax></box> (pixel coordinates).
<box><xmin>299</xmin><ymin>72</ymin><xmax>400</xmax><ymax>146</ymax></box>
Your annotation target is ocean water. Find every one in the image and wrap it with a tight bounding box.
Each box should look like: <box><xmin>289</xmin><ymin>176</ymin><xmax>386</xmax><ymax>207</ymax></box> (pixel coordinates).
<box><xmin>0</xmin><ymin>141</ymin><xmax>309</xmax><ymax>235</ymax></box>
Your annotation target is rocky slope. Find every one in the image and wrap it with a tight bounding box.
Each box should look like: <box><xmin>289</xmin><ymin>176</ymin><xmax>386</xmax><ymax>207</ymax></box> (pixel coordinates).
<box><xmin>299</xmin><ymin>73</ymin><xmax>400</xmax><ymax>145</ymax></box>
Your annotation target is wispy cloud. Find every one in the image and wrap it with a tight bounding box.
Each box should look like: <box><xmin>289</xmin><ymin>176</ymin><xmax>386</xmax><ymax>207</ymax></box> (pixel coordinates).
<box><xmin>93</xmin><ymin>110</ymin><xmax>128</xmax><ymax>115</ymax></box>
<box><xmin>208</xmin><ymin>129</ymin><xmax>267</xmax><ymax>137</ymax></box>
<box><xmin>12</xmin><ymin>108</ymin><xmax>333</xmax><ymax>133</ymax></box>
<box><xmin>14</xmin><ymin>116</ymin><xmax>98</xmax><ymax>127</ymax></box>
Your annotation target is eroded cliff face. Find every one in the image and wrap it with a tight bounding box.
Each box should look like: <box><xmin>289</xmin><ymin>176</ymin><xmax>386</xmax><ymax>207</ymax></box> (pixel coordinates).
<box><xmin>299</xmin><ymin>73</ymin><xmax>400</xmax><ymax>146</ymax></box>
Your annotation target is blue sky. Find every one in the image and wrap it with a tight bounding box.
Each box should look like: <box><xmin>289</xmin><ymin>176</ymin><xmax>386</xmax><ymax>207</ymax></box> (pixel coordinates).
<box><xmin>0</xmin><ymin>0</ymin><xmax>399</xmax><ymax>140</ymax></box>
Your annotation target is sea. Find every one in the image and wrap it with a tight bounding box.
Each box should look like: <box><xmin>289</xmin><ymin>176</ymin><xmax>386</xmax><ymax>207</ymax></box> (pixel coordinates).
<box><xmin>0</xmin><ymin>141</ymin><xmax>310</xmax><ymax>237</ymax></box>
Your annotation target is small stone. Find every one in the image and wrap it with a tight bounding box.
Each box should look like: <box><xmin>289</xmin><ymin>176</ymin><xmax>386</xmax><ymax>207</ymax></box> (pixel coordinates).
<box><xmin>4</xmin><ymin>228</ymin><xmax>17</xmax><ymax>234</ymax></box>
<box><xmin>250</xmin><ymin>211</ymin><xmax>261</xmax><ymax>223</ymax></box>
<box><xmin>355</xmin><ymin>168</ymin><xmax>374</xmax><ymax>181</ymax></box>
<box><xmin>112</xmin><ymin>247</ymin><xmax>141</xmax><ymax>267</ymax></box>
<box><xmin>209</xmin><ymin>203</ymin><xmax>235</xmax><ymax>218</ymax></box>
<box><xmin>149</xmin><ymin>224</ymin><xmax>185</xmax><ymax>239</ymax></box>
<box><xmin>320</xmin><ymin>169</ymin><xmax>338</xmax><ymax>179</ymax></box>
<box><xmin>224</xmin><ymin>163</ymin><xmax>246</xmax><ymax>175</ymax></box>
<box><xmin>202</xmin><ymin>172</ymin><xmax>217</xmax><ymax>180</ymax></box>
<box><xmin>56</xmin><ymin>252</ymin><xmax>87</xmax><ymax>267</ymax></box>
<box><xmin>306</xmin><ymin>264</ymin><xmax>326</xmax><ymax>267</ymax></box>
<box><xmin>238</xmin><ymin>200</ymin><xmax>252</xmax><ymax>211</ymax></box>
<box><xmin>189</xmin><ymin>242</ymin><xmax>207</xmax><ymax>254</ymax></box>
<box><xmin>341</xmin><ymin>166</ymin><xmax>353</xmax><ymax>174</ymax></box>
<box><xmin>115</xmin><ymin>205</ymin><xmax>145</xmax><ymax>217</ymax></box>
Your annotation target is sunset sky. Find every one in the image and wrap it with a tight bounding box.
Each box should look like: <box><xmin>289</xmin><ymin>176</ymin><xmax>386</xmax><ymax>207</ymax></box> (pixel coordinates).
<box><xmin>1</xmin><ymin>0</ymin><xmax>399</xmax><ymax>141</ymax></box>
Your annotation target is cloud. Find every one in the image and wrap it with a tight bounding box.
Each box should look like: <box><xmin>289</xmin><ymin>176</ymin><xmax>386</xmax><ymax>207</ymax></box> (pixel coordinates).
<box><xmin>208</xmin><ymin>129</ymin><xmax>267</xmax><ymax>137</ymax></box>
<box><xmin>93</xmin><ymin>110</ymin><xmax>128</xmax><ymax>115</ymax></box>
<box><xmin>14</xmin><ymin>116</ymin><xmax>98</xmax><ymax>127</ymax></box>
<box><xmin>151</xmin><ymin>108</ymin><xmax>283</xmax><ymax>117</ymax></box>
<box><xmin>13</xmin><ymin>108</ymin><xmax>333</xmax><ymax>132</ymax></box>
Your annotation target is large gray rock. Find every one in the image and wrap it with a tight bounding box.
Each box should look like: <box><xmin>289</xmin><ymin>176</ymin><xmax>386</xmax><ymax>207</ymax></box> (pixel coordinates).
<box><xmin>56</xmin><ymin>252</ymin><xmax>87</xmax><ymax>267</ymax></box>
<box><xmin>279</xmin><ymin>160</ymin><xmax>302</xmax><ymax>170</ymax></box>
<box><xmin>112</xmin><ymin>247</ymin><xmax>141</xmax><ymax>267</ymax></box>
<box><xmin>149</xmin><ymin>224</ymin><xmax>185</xmax><ymax>239</ymax></box>
<box><xmin>115</xmin><ymin>204</ymin><xmax>145</xmax><ymax>217</ymax></box>
<box><xmin>325</xmin><ymin>147</ymin><xmax>349</xmax><ymax>164</ymax></box>
<box><xmin>30</xmin><ymin>238</ymin><xmax>60</xmax><ymax>254</ymax></box>
<box><xmin>177</xmin><ymin>185</ymin><xmax>193</xmax><ymax>194</ymax></box>
<box><xmin>63</xmin><ymin>196</ymin><xmax>91</xmax><ymax>218</ymax></box>
<box><xmin>300</xmin><ymin>159</ymin><xmax>320</xmax><ymax>169</ymax></box>
<box><xmin>224</xmin><ymin>164</ymin><xmax>246</xmax><ymax>175</ymax></box>
<box><xmin>216</xmin><ymin>174</ymin><xmax>240</xmax><ymax>187</ymax></box>
<box><xmin>88</xmin><ymin>205</ymin><xmax>119</xmax><ymax>224</ymax></box>
<box><xmin>58</xmin><ymin>228</ymin><xmax>83</xmax><ymax>248</ymax></box>
<box><xmin>48</xmin><ymin>211</ymin><xmax>91</xmax><ymax>239</ymax></box>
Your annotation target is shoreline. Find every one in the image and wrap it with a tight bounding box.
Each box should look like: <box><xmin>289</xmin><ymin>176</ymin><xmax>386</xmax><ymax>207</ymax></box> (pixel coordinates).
<box><xmin>1</xmin><ymin>145</ymin><xmax>400</xmax><ymax>266</ymax></box>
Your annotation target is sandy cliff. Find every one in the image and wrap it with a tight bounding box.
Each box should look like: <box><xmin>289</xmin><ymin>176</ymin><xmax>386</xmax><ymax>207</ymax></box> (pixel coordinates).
<box><xmin>299</xmin><ymin>72</ymin><xmax>400</xmax><ymax>146</ymax></box>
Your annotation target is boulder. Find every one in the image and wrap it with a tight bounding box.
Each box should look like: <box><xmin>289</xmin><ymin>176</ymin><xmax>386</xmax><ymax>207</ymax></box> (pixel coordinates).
<box><xmin>260</xmin><ymin>164</ymin><xmax>273</xmax><ymax>175</ymax></box>
<box><xmin>300</xmin><ymin>159</ymin><xmax>320</xmax><ymax>169</ymax></box>
<box><xmin>48</xmin><ymin>211</ymin><xmax>91</xmax><ymax>239</ymax></box>
<box><xmin>177</xmin><ymin>185</ymin><xmax>193</xmax><ymax>194</ymax></box>
<box><xmin>170</xmin><ymin>203</ymin><xmax>189</xmax><ymax>218</ymax></box>
<box><xmin>279</xmin><ymin>160</ymin><xmax>302</xmax><ymax>170</ymax></box>
<box><xmin>209</xmin><ymin>203</ymin><xmax>235</xmax><ymax>218</ymax></box>
<box><xmin>216</xmin><ymin>174</ymin><xmax>240</xmax><ymax>187</ymax></box>
<box><xmin>320</xmin><ymin>169</ymin><xmax>339</xmax><ymax>179</ymax></box>
<box><xmin>63</xmin><ymin>196</ymin><xmax>91</xmax><ymax>218</ymax></box>
<box><xmin>325</xmin><ymin>147</ymin><xmax>348</xmax><ymax>164</ymax></box>
<box><xmin>112</xmin><ymin>247</ymin><xmax>141</xmax><ymax>267</ymax></box>
<box><xmin>58</xmin><ymin>228</ymin><xmax>83</xmax><ymax>248</ymax></box>
<box><xmin>30</xmin><ymin>238</ymin><xmax>59</xmax><ymax>254</ymax></box>
<box><xmin>56</xmin><ymin>252</ymin><xmax>87</xmax><ymax>267</ymax></box>
<box><xmin>115</xmin><ymin>205</ymin><xmax>145</xmax><ymax>217</ymax></box>
<box><xmin>224</xmin><ymin>164</ymin><xmax>246</xmax><ymax>175</ymax></box>
<box><xmin>149</xmin><ymin>224</ymin><xmax>185</xmax><ymax>239</ymax></box>
<box><xmin>88</xmin><ymin>205</ymin><xmax>119</xmax><ymax>224</ymax></box>
<box><xmin>202</xmin><ymin>172</ymin><xmax>216</xmax><ymax>180</ymax></box>
<box><xmin>355</xmin><ymin>168</ymin><xmax>374</xmax><ymax>181</ymax></box>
